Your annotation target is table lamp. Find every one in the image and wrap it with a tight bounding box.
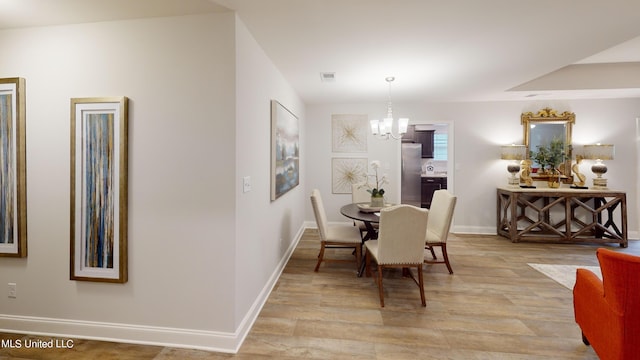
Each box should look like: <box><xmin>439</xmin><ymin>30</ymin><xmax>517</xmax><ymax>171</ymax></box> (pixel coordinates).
<box><xmin>582</xmin><ymin>144</ymin><xmax>614</xmax><ymax>189</ymax></box>
<box><xmin>500</xmin><ymin>145</ymin><xmax>527</xmax><ymax>187</ymax></box>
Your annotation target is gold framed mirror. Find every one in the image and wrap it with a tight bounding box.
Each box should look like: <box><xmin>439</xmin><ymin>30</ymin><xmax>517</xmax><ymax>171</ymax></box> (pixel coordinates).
<box><xmin>521</xmin><ymin>108</ymin><xmax>574</xmax><ymax>184</ymax></box>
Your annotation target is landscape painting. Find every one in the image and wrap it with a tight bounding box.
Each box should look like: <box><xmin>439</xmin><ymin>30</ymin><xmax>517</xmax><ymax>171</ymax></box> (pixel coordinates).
<box><xmin>271</xmin><ymin>100</ymin><xmax>299</xmax><ymax>200</ymax></box>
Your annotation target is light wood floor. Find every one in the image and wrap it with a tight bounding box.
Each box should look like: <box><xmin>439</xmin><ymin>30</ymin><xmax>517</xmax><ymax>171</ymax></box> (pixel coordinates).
<box><xmin>2</xmin><ymin>230</ymin><xmax>638</xmax><ymax>359</ymax></box>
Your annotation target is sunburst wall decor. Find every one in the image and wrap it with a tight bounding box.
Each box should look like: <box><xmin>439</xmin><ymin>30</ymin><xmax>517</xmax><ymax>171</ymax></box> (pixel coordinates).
<box><xmin>331</xmin><ymin>158</ymin><xmax>368</xmax><ymax>194</ymax></box>
<box><xmin>332</xmin><ymin>114</ymin><xmax>367</xmax><ymax>153</ymax></box>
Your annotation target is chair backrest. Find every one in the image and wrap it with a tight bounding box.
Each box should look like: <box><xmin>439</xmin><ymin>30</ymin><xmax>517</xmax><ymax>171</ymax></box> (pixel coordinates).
<box><xmin>352</xmin><ymin>183</ymin><xmax>371</xmax><ymax>203</ymax></box>
<box><xmin>310</xmin><ymin>189</ymin><xmax>328</xmax><ymax>240</ymax></box>
<box><xmin>597</xmin><ymin>248</ymin><xmax>640</xmax><ymax>316</ymax></box>
<box><xmin>376</xmin><ymin>205</ymin><xmax>428</xmax><ymax>264</ymax></box>
<box><xmin>426</xmin><ymin>190</ymin><xmax>457</xmax><ymax>244</ymax></box>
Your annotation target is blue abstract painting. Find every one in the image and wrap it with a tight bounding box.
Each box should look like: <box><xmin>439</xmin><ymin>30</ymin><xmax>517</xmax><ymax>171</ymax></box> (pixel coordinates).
<box><xmin>0</xmin><ymin>94</ymin><xmax>14</xmax><ymax>245</ymax></box>
<box><xmin>83</xmin><ymin>113</ymin><xmax>115</xmax><ymax>269</ymax></box>
<box><xmin>71</xmin><ymin>96</ymin><xmax>127</xmax><ymax>281</ymax></box>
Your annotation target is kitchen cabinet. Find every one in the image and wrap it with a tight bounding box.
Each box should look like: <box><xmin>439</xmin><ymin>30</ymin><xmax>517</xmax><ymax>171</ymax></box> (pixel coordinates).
<box><xmin>415</xmin><ymin>130</ymin><xmax>435</xmax><ymax>158</ymax></box>
<box><xmin>421</xmin><ymin>177</ymin><xmax>447</xmax><ymax>208</ymax></box>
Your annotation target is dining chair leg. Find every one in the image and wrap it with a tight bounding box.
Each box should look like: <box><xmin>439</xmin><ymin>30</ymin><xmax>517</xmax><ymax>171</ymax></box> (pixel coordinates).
<box><xmin>427</xmin><ymin>245</ymin><xmax>437</xmax><ymax>260</ymax></box>
<box><xmin>417</xmin><ymin>264</ymin><xmax>426</xmax><ymax>307</ymax></box>
<box><xmin>355</xmin><ymin>244</ymin><xmax>362</xmax><ymax>271</ymax></box>
<box><xmin>314</xmin><ymin>243</ymin><xmax>325</xmax><ymax>272</ymax></box>
<box><xmin>377</xmin><ymin>264</ymin><xmax>385</xmax><ymax>307</ymax></box>
<box><xmin>365</xmin><ymin>251</ymin><xmax>372</xmax><ymax>277</ymax></box>
<box><xmin>441</xmin><ymin>244</ymin><xmax>453</xmax><ymax>274</ymax></box>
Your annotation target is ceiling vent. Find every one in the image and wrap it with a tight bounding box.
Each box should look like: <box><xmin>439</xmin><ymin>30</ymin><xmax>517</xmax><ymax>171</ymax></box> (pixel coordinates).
<box><xmin>320</xmin><ymin>72</ymin><xmax>336</xmax><ymax>82</ymax></box>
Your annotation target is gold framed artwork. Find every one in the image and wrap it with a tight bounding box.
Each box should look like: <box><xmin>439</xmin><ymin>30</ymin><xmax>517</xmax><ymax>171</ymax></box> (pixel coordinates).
<box><xmin>0</xmin><ymin>78</ymin><xmax>27</xmax><ymax>257</ymax></box>
<box><xmin>331</xmin><ymin>158</ymin><xmax>368</xmax><ymax>194</ymax></box>
<box><xmin>70</xmin><ymin>96</ymin><xmax>128</xmax><ymax>283</ymax></box>
<box><xmin>332</xmin><ymin>114</ymin><xmax>368</xmax><ymax>153</ymax></box>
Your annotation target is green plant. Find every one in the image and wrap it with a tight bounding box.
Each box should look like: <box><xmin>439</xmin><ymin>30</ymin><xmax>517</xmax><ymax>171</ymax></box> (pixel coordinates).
<box><xmin>530</xmin><ymin>137</ymin><xmax>567</xmax><ymax>171</ymax></box>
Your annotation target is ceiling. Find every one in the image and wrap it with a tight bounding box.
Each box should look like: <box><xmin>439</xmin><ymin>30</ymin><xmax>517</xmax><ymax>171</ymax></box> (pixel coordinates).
<box><xmin>2</xmin><ymin>0</ymin><xmax>640</xmax><ymax>104</ymax></box>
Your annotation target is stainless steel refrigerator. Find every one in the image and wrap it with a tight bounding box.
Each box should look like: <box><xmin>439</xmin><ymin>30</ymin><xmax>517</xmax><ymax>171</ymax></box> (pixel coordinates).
<box><xmin>401</xmin><ymin>143</ymin><xmax>422</xmax><ymax>207</ymax></box>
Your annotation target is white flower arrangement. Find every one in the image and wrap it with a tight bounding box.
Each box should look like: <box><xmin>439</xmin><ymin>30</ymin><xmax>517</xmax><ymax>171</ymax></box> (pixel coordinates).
<box><xmin>365</xmin><ymin>160</ymin><xmax>388</xmax><ymax>197</ymax></box>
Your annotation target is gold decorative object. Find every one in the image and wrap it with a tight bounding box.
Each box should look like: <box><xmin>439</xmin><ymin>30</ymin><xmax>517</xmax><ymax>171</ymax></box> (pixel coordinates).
<box><xmin>521</xmin><ymin>108</ymin><xmax>575</xmax><ymax>184</ymax></box>
<box><xmin>520</xmin><ymin>159</ymin><xmax>534</xmax><ymax>187</ymax></box>
<box><xmin>583</xmin><ymin>144</ymin><xmax>615</xmax><ymax>189</ymax></box>
<box><xmin>547</xmin><ymin>170</ymin><xmax>561</xmax><ymax>188</ymax></box>
<box><xmin>572</xmin><ymin>159</ymin><xmax>587</xmax><ymax>187</ymax></box>
<box><xmin>570</xmin><ymin>146</ymin><xmax>587</xmax><ymax>188</ymax></box>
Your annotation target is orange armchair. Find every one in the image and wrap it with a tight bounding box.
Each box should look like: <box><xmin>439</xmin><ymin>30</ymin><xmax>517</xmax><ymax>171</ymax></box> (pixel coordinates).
<box><xmin>573</xmin><ymin>248</ymin><xmax>640</xmax><ymax>360</ymax></box>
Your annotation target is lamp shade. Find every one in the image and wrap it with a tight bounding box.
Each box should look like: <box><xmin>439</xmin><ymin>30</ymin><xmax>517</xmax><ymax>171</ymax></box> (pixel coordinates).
<box><xmin>583</xmin><ymin>144</ymin><xmax>614</xmax><ymax>160</ymax></box>
<box><xmin>500</xmin><ymin>145</ymin><xmax>527</xmax><ymax>160</ymax></box>
<box><xmin>572</xmin><ymin>145</ymin><xmax>584</xmax><ymax>159</ymax></box>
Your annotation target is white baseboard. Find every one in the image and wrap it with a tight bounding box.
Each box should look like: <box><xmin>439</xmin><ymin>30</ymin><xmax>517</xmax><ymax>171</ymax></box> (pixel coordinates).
<box><xmin>0</xmin><ymin>314</ymin><xmax>237</xmax><ymax>352</ymax></box>
<box><xmin>451</xmin><ymin>225</ymin><xmax>496</xmax><ymax>235</ymax></box>
<box><xmin>231</xmin><ymin>224</ymin><xmax>305</xmax><ymax>352</ymax></box>
<box><xmin>0</xmin><ymin>225</ymin><xmax>307</xmax><ymax>354</ymax></box>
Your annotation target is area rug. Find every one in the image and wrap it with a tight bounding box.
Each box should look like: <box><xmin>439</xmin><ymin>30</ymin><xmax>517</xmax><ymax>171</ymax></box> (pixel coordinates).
<box><xmin>528</xmin><ymin>263</ymin><xmax>602</xmax><ymax>290</ymax></box>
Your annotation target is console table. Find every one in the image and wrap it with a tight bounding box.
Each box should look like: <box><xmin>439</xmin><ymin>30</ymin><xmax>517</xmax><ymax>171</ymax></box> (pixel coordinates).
<box><xmin>497</xmin><ymin>187</ymin><xmax>627</xmax><ymax>247</ymax></box>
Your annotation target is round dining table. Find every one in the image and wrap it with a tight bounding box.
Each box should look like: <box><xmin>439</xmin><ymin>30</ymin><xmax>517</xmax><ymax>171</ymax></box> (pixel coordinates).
<box><xmin>339</xmin><ymin>203</ymin><xmax>381</xmax><ymax>241</ymax></box>
<box><xmin>341</xmin><ymin>203</ymin><xmax>383</xmax><ymax>276</ymax></box>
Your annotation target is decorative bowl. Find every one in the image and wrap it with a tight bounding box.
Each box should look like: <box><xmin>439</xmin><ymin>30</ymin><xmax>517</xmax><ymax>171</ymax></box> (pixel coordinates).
<box><xmin>356</xmin><ymin>203</ymin><xmax>393</xmax><ymax>213</ymax></box>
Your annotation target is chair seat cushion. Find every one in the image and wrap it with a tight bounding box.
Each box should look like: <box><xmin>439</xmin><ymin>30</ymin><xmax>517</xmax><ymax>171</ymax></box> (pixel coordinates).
<box><xmin>365</xmin><ymin>240</ymin><xmax>379</xmax><ymax>259</ymax></box>
<box><xmin>326</xmin><ymin>224</ymin><xmax>362</xmax><ymax>244</ymax></box>
<box><xmin>426</xmin><ymin>229</ymin><xmax>440</xmax><ymax>244</ymax></box>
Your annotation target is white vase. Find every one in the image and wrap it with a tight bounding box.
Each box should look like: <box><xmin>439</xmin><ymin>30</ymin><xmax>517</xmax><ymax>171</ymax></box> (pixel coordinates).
<box><xmin>370</xmin><ymin>196</ymin><xmax>384</xmax><ymax>208</ymax></box>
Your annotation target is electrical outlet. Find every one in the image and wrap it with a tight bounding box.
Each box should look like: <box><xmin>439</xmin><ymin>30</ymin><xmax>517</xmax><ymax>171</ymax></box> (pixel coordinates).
<box><xmin>243</xmin><ymin>176</ymin><xmax>251</xmax><ymax>193</ymax></box>
<box><xmin>8</xmin><ymin>283</ymin><xmax>16</xmax><ymax>298</ymax></box>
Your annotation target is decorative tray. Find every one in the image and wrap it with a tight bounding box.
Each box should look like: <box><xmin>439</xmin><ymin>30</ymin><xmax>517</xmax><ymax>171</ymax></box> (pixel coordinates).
<box><xmin>356</xmin><ymin>203</ymin><xmax>393</xmax><ymax>213</ymax></box>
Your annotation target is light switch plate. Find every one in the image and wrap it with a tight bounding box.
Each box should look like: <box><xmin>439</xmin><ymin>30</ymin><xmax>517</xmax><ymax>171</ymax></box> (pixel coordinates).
<box><xmin>8</xmin><ymin>283</ymin><xmax>16</xmax><ymax>298</ymax></box>
<box><xmin>243</xmin><ymin>176</ymin><xmax>251</xmax><ymax>193</ymax></box>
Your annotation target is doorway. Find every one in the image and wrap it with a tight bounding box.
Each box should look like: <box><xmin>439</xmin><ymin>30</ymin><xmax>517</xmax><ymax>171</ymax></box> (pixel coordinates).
<box><xmin>400</xmin><ymin>122</ymin><xmax>453</xmax><ymax>208</ymax></box>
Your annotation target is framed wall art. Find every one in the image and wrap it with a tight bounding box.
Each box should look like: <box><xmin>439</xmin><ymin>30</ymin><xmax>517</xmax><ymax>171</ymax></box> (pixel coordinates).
<box><xmin>271</xmin><ymin>100</ymin><xmax>299</xmax><ymax>200</ymax></box>
<box><xmin>70</xmin><ymin>97</ymin><xmax>128</xmax><ymax>283</ymax></box>
<box><xmin>0</xmin><ymin>78</ymin><xmax>27</xmax><ymax>257</ymax></box>
<box><xmin>331</xmin><ymin>158</ymin><xmax>367</xmax><ymax>194</ymax></box>
<box><xmin>331</xmin><ymin>114</ymin><xmax>367</xmax><ymax>153</ymax></box>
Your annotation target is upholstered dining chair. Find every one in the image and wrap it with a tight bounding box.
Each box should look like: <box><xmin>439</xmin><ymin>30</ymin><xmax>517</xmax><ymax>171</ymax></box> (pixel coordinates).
<box><xmin>424</xmin><ymin>190</ymin><xmax>457</xmax><ymax>274</ymax></box>
<box><xmin>574</xmin><ymin>248</ymin><xmax>640</xmax><ymax>360</ymax></box>
<box><xmin>365</xmin><ymin>205</ymin><xmax>429</xmax><ymax>307</ymax></box>
<box><xmin>351</xmin><ymin>183</ymin><xmax>378</xmax><ymax>239</ymax></box>
<box><xmin>310</xmin><ymin>189</ymin><xmax>363</xmax><ymax>272</ymax></box>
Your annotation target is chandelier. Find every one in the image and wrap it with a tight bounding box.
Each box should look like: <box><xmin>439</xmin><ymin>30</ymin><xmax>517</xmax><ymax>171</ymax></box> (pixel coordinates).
<box><xmin>369</xmin><ymin>76</ymin><xmax>409</xmax><ymax>140</ymax></box>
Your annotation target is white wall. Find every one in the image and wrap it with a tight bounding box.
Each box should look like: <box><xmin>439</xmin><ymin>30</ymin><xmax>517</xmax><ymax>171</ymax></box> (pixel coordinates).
<box><xmin>234</xmin><ymin>16</ymin><xmax>306</xmax><ymax>340</ymax></box>
<box><xmin>0</xmin><ymin>13</ymin><xmax>275</xmax><ymax>351</ymax></box>
<box><xmin>305</xmin><ymin>104</ymin><xmax>401</xmax><ymax>225</ymax></box>
<box><xmin>306</xmin><ymin>99</ymin><xmax>640</xmax><ymax>238</ymax></box>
